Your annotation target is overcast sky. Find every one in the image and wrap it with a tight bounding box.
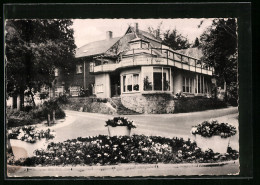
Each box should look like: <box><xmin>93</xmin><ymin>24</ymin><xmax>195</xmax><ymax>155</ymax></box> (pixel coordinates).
<box><xmin>72</xmin><ymin>18</ymin><xmax>214</xmax><ymax>48</ymax></box>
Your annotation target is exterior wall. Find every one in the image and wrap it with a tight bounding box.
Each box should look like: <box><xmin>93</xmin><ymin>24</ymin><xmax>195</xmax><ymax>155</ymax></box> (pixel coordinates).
<box><xmin>172</xmin><ymin>68</ymin><xmax>183</xmax><ymax>94</ymax></box>
<box><xmin>95</xmin><ymin>73</ymin><xmax>111</xmax><ymax>98</ymax></box>
<box><xmin>55</xmin><ymin>59</ymin><xmax>95</xmax><ymax>96</ymax></box>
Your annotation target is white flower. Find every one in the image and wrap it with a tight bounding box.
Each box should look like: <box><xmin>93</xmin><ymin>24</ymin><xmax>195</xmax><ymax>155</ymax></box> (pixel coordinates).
<box><xmin>190</xmin><ymin>127</ymin><xmax>198</xmax><ymax>134</ymax></box>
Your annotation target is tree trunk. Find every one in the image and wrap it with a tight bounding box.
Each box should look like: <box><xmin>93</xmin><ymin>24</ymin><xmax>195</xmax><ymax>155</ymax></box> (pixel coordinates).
<box><xmin>12</xmin><ymin>95</ymin><xmax>17</xmax><ymax>109</ymax></box>
<box><xmin>19</xmin><ymin>88</ymin><xmax>24</xmax><ymax>110</ymax></box>
<box><xmin>53</xmin><ymin>110</ymin><xmax>56</xmax><ymax>124</ymax></box>
<box><xmin>47</xmin><ymin>113</ymin><xmax>51</xmax><ymax>126</ymax></box>
<box><xmin>29</xmin><ymin>90</ymin><xmax>36</xmax><ymax>107</ymax></box>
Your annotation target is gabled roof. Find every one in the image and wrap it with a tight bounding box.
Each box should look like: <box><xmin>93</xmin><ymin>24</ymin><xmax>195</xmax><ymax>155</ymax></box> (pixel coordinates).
<box><xmin>125</xmin><ymin>26</ymin><xmax>162</xmax><ymax>43</ymax></box>
<box><xmin>75</xmin><ymin>37</ymin><xmax>121</xmax><ymax>58</ymax></box>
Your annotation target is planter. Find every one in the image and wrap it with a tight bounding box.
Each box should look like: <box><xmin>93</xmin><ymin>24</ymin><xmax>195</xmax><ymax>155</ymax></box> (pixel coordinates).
<box><xmin>193</xmin><ymin>135</ymin><xmax>231</xmax><ymax>154</ymax></box>
<box><xmin>10</xmin><ymin>139</ymin><xmax>48</xmax><ymax>160</ymax></box>
<box><xmin>107</xmin><ymin>126</ymin><xmax>131</xmax><ymax>137</ymax></box>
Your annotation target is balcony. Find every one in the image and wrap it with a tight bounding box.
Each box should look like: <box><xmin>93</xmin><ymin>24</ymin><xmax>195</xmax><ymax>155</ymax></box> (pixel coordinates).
<box><xmin>90</xmin><ymin>48</ymin><xmax>214</xmax><ymax>76</ymax></box>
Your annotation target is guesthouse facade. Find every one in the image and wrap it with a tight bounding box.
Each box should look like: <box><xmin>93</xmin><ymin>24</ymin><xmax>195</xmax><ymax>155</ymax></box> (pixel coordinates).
<box><xmin>56</xmin><ymin>23</ymin><xmax>215</xmax><ymax>113</ymax></box>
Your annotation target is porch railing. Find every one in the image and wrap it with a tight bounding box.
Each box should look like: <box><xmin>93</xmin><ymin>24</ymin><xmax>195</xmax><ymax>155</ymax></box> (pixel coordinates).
<box><xmin>91</xmin><ymin>48</ymin><xmax>214</xmax><ymax>75</ymax></box>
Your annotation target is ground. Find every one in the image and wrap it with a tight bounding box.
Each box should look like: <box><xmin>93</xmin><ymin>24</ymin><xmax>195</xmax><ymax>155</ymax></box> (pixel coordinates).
<box><xmin>52</xmin><ymin>106</ymin><xmax>239</xmax><ymax>151</ymax></box>
<box><xmin>8</xmin><ymin>106</ymin><xmax>239</xmax><ymax>177</ymax></box>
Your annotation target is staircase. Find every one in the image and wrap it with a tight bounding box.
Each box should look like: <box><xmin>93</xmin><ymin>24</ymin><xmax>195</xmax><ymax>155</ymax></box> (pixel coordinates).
<box><xmin>111</xmin><ymin>97</ymin><xmax>141</xmax><ymax>115</ymax></box>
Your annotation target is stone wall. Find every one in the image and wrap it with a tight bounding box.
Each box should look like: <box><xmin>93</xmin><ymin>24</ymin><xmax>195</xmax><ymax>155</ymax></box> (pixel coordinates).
<box><xmin>121</xmin><ymin>93</ymin><xmax>175</xmax><ymax>114</ymax></box>
<box><xmin>121</xmin><ymin>94</ymin><xmax>227</xmax><ymax>114</ymax></box>
<box><xmin>64</xmin><ymin>97</ymin><xmax>116</xmax><ymax>115</ymax></box>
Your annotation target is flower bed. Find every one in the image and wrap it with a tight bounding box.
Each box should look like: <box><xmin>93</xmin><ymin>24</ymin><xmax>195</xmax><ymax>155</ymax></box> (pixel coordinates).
<box><xmin>191</xmin><ymin>120</ymin><xmax>237</xmax><ymax>138</ymax></box>
<box><xmin>8</xmin><ymin>126</ymin><xmax>55</xmax><ymax>143</ymax></box>
<box><xmin>191</xmin><ymin>120</ymin><xmax>237</xmax><ymax>153</ymax></box>
<box><xmin>10</xmin><ymin>135</ymin><xmax>238</xmax><ymax>166</ymax></box>
<box><xmin>105</xmin><ymin>117</ymin><xmax>136</xmax><ymax>129</ymax></box>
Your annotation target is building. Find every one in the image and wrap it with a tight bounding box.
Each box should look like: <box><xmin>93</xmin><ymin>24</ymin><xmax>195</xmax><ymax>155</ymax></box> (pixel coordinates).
<box><xmin>56</xmin><ymin>23</ymin><xmax>215</xmax><ymax>113</ymax></box>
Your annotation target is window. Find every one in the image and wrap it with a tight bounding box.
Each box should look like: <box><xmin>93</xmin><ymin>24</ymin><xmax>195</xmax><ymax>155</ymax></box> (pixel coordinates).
<box><xmin>130</xmin><ymin>42</ymin><xmax>140</xmax><ymax>50</ymax></box>
<box><xmin>90</xmin><ymin>63</ymin><xmax>94</xmax><ymax>72</ymax></box>
<box><xmin>96</xmin><ymin>84</ymin><xmax>103</xmax><ymax>93</ymax></box>
<box><xmin>122</xmin><ymin>74</ymin><xmax>140</xmax><ymax>92</ymax></box>
<box><xmin>54</xmin><ymin>68</ymin><xmax>59</xmax><ymax>77</ymax></box>
<box><xmin>153</xmin><ymin>67</ymin><xmax>170</xmax><ymax>91</ymax></box>
<box><xmin>142</xmin><ymin>66</ymin><xmax>170</xmax><ymax>92</ymax></box>
<box><xmin>133</xmin><ymin>74</ymin><xmax>139</xmax><ymax>91</ymax></box>
<box><xmin>194</xmin><ymin>74</ymin><xmax>207</xmax><ymax>94</ymax></box>
<box><xmin>183</xmin><ymin>77</ymin><xmax>193</xmax><ymax>93</ymax></box>
<box><xmin>141</xmin><ymin>42</ymin><xmax>149</xmax><ymax>49</ymax></box>
<box><xmin>76</xmin><ymin>64</ymin><xmax>83</xmax><ymax>74</ymax></box>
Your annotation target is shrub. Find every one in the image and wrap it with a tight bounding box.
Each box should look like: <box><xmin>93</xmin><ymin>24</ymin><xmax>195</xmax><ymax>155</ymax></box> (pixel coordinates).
<box><xmin>174</xmin><ymin>97</ymin><xmax>227</xmax><ymax>113</ymax></box>
<box><xmin>56</xmin><ymin>94</ymin><xmax>69</xmax><ymax>105</ymax></box>
<box><xmin>6</xmin><ymin>101</ymin><xmax>66</xmax><ymax>128</ymax></box>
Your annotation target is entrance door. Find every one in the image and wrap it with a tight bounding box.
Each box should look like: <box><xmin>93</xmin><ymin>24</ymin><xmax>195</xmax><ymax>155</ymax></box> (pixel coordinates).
<box><xmin>110</xmin><ymin>73</ymin><xmax>121</xmax><ymax>97</ymax></box>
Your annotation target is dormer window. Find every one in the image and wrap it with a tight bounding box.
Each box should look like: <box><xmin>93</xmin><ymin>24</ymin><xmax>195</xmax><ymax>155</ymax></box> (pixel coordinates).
<box><xmin>129</xmin><ymin>37</ymin><xmax>150</xmax><ymax>50</ymax></box>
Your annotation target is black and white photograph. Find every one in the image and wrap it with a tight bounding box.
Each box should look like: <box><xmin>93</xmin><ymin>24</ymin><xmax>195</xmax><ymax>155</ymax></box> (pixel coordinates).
<box><xmin>4</xmin><ymin>3</ymin><xmax>252</xmax><ymax>178</ymax></box>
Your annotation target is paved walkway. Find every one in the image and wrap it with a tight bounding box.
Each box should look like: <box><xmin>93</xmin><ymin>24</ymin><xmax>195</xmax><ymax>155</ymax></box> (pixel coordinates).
<box><xmin>48</xmin><ymin>107</ymin><xmax>238</xmax><ymax>150</ymax></box>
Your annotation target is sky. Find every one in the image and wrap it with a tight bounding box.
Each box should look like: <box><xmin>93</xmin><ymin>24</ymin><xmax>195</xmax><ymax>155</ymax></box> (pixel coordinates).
<box><xmin>72</xmin><ymin>18</ymin><xmax>214</xmax><ymax>48</ymax></box>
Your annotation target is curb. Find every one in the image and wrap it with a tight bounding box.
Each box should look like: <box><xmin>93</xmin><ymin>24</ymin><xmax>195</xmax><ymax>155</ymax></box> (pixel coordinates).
<box><xmin>8</xmin><ymin>160</ymin><xmax>239</xmax><ymax>172</ymax></box>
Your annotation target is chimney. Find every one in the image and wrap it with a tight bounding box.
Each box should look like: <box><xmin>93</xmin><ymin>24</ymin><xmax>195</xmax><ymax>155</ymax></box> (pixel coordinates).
<box><xmin>134</xmin><ymin>23</ymin><xmax>139</xmax><ymax>33</ymax></box>
<box><xmin>106</xmin><ymin>31</ymin><xmax>113</xmax><ymax>40</ymax></box>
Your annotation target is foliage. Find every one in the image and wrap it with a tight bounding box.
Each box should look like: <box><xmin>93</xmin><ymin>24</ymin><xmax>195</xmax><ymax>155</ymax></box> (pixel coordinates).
<box><xmin>162</xmin><ymin>29</ymin><xmax>190</xmax><ymax>50</ymax></box>
<box><xmin>6</xmin><ymin>103</ymin><xmax>65</xmax><ymax>128</ymax></box>
<box><xmin>7</xmin><ymin>126</ymin><xmax>55</xmax><ymax>143</ymax></box>
<box><xmin>174</xmin><ymin>97</ymin><xmax>227</xmax><ymax>113</ymax></box>
<box><xmin>191</xmin><ymin>120</ymin><xmax>237</xmax><ymax>138</ymax></box>
<box><xmin>105</xmin><ymin>117</ymin><xmax>136</xmax><ymax>129</ymax></box>
<box><xmin>5</xmin><ymin>19</ymin><xmax>76</xmax><ymax>107</ymax></box>
<box><xmin>56</xmin><ymin>94</ymin><xmax>69</xmax><ymax>105</ymax></box>
<box><xmin>10</xmin><ymin>135</ymin><xmax>239</xmax><ymax>166</ymax></box>
<box><xmin>200</xmin><ymin>18</ymin><xmax>238</xmax><ymax>100</ymax></box>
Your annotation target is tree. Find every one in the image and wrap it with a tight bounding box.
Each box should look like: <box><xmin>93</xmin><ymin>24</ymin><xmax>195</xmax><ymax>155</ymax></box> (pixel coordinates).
<box><xmin>193</xmin><ymin>37</ymin><xmax>200</xmax><ymax>48</ymax></box>
<box><xmin>162</xmin><ymin>29</ymin><xmax>190</xmax><ymax>50</ymax></box>
<box><xmin>5</xmin><ymin>19</ymin><xmax>76</xmax><ymax>109</ymax></box>
<box><xmin>200</xmin><ymin>18</ymin><xmax>238</xmax><ymax>101</ymax></box>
